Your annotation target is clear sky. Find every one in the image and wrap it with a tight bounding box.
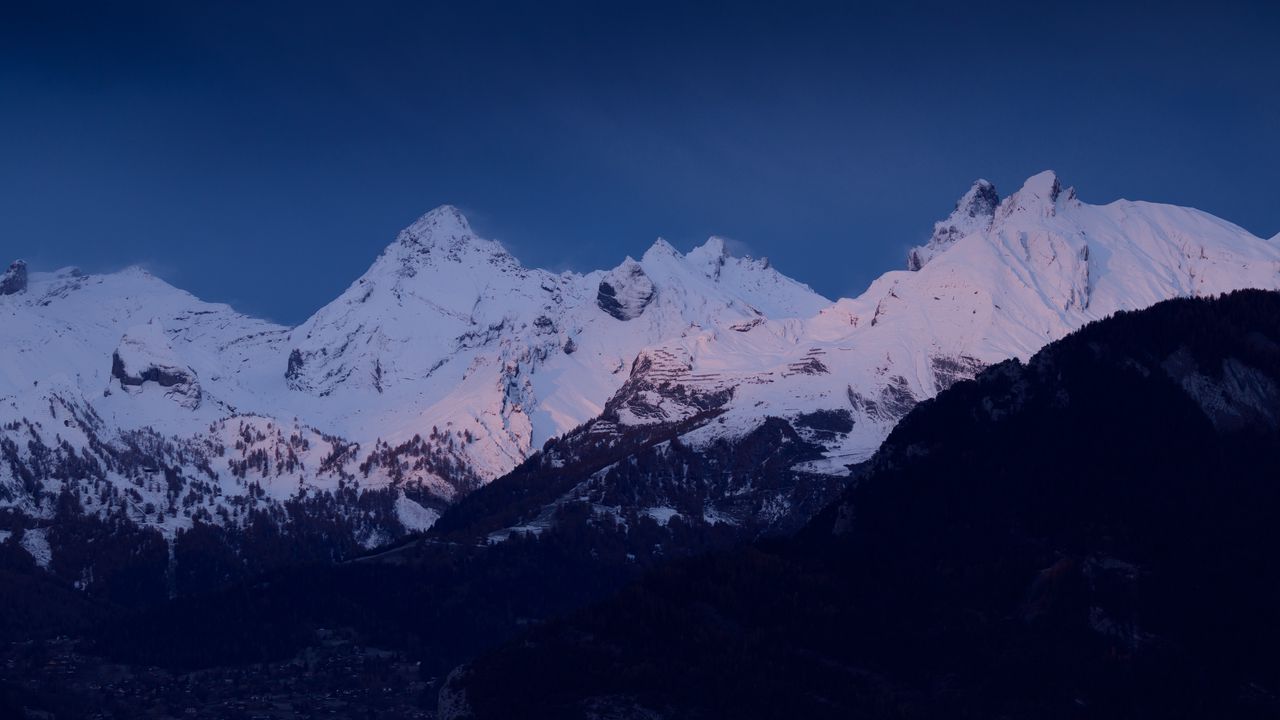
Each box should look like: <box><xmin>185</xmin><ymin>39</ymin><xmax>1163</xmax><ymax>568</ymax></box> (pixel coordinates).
<box><xmin>3</xmin><ymin>1</ymin><xmax>1277</xmax><ymax>324</ymax></box>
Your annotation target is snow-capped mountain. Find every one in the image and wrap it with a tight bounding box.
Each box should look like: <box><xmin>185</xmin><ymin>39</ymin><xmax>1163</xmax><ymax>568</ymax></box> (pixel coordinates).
<box><xmin>439</xmin><ymin>289</ymin><xmax>1280</xmax><ymax>720</ymax></box>
<box><xmin>2</xmin><ymin>171</ymin><xmax>1278</xmax><ymax>559</ymax></box>
<box><xmin>592</xmin><ymin>170</ymin><xmax>1280</xmax><ymax>464</ymax></box>
<box><xmin>0</xmin><ymin>204</ymin><xmax>828</xmax><ymax>549</ymax></box>
<box><xmin>468</xmin><ymin>171</ymin><xmax>1280</xmax><ymax>538</ymax></box>
<box><xmin>279</xmin><ymin>206</ymin><xmax>827</xmax><ymax>483</ymax></box>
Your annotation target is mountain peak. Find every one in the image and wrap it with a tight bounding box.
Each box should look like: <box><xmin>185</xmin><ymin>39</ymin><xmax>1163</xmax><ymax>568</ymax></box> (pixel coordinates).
<box><xmin>959</xmin><ymin>179</ymin><xmax>999</xmax><ymax>214</ymax></box>
<box><xmin>401</xmin><ymin>204</ymin><xmax>475</xmax><ymax>246</ymax></box>
<box><xmin>1</xmin><ymin>259</ymin><xmax>28</xmax><ymax>295</ymax></box>
<box><xmin>686</xmin><ymin>237</ymin><xmax>736</xmax><ymax>280</ymax></box>
<box><xmin>643</xmin><ymin>237</ymin><xmax>681</xmax><ymax>261</ymax></box>
<box><xmin>697</xmin><ymin>236</ymin><xmax>729</xmax><ymax>258</ymax></box>
<box><xmin>908</xmin><ymin>179</ymin><xmax>1000</xmax><ymax>271</ymax></box>
<box><xmin>377</xmin><ymin>204</ymin><xmax>520</xmax><ymax>273</ymax></box>
<box><xmin>1020</xmin><ymin>170</ymin><xmax>1061</xmax><ymax>201</ymax></box>
<box><xmin>1001</xmin><ymin>171</ymin><xmax>1073</xmax><ymax>218</ymax></box>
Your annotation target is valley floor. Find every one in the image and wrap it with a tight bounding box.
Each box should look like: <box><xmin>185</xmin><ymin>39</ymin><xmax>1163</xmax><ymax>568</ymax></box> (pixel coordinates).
<box><xmin>1</xmin><ymin>631</ymin><xmax>436</xmax><ymax>720</ymax></box>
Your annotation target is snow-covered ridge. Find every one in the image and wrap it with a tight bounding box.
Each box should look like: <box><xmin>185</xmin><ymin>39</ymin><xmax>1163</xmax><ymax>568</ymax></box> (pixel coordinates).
<box><xmin>0</xmin><ymin>204</ymin><xmax>828</xmax><ymax>537</ymax></box>
<box><xmin>3</xmin><ymin>173</ymin><xmax>1279</xmax><ymax>542</ymax></box>
<box><xmin>622</xmin><ymin>170</ymin><xmax>1280</xmax><ymax>470</ymax></box>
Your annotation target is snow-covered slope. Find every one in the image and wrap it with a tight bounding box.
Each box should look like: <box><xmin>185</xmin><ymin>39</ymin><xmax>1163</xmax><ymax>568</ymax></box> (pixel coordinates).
<box><xmin>0</xmin><ymin>264</ymin><xmax>285</xmax><ymax>423</ymax></box>
<box><xmin>487</xmin><ymin>171</ymin><xmax>1280</xmax><ymax>537</ymax></box>
<box><xmin>277</xmin><ymin>206</ymin><xmax>829</xmax><ymax>481</ymax></box>
<box><xmin>0</xmin><ymin>206</ymin><xmax>828</xmax><ymax>543</ymax></box>
<box><xmin>3</xmin><ymin>171</ymin><xmax>1278</xmax><ymax>553</ymax></box>
<box><xmin>593</xmin><ymin>171</ymin><xmax>1280</xmax><ymax>473</ymax></box>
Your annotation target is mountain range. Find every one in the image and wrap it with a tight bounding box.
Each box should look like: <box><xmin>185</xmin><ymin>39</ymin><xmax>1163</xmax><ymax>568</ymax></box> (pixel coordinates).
<box><xmin>5</xmin><ymin>172</ymin><xmax>1280</xmax><ymax>718</ymax></box>
<box><xmin>2</xmin><ymin>170</ymin><xmax>1279</xmax><ymax>573</ymax></box>
<box><xmin>441</xmin><ymin>289</ymin><xmax>1280</xmax><ymax>719</ymax></box>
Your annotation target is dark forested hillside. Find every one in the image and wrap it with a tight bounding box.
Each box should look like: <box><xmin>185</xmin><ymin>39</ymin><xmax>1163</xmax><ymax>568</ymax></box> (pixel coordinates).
<box><xmin>444</xmin><ymin>290</ymin><xmax>1280</xmax><ymax>720</ymax></box>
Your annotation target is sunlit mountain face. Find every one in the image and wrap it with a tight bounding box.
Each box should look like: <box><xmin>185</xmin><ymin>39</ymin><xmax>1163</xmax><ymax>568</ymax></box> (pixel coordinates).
<box><xmin>4</xmin><ymin>3</ymin><xmax>1279</xmax><ymax>717</ymax></box>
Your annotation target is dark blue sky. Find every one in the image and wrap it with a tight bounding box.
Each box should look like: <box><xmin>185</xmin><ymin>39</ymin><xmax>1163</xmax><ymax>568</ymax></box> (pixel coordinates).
<box><xmin>3</xmin><ymin>1</ymin><xmax>1277</xmax><ymax>324</ymax></box>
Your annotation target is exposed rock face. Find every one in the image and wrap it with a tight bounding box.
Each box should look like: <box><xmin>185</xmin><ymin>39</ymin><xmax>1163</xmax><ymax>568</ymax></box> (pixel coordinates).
<box><xmin>908</xmin><ymin>180</ymin><xmax>999</xmax><ymax>270</ymax></box>
<box><xmin>285</xmin><ymin>348</ymin><xmax>306</xmax><ymax>387</ymax></box>
<box><xmin>847</xmin><ymin>375</ymin><xmax>919</xmax><ymax>425</ymax></box>
<box><xmin>596</xmin><ymin>259</ymin><xmax>655</xmax><ymax>320</ymax></box>
<box><xmin>111</xmin><ymin>352</ymin><xmax>199</xmax><ymax>392</ymax></box>
<box><xmin>0</xmin><ymin>260</ymin><xmax>28</xmax><ymax>295</ymax></box>
<box><xmin>930</xmin><ymin>354</ymin><xmax>987</xmax><ymax>393</ymax></box>
<box><xmin>1162</xmin><ymin>347</ymin><xmax>1280</xmax><ymax>433</ymax></box>
<box><xmin>111</xmin><ymin>322</ymin><xmax>203</xmax><ymax>409</ymax></box>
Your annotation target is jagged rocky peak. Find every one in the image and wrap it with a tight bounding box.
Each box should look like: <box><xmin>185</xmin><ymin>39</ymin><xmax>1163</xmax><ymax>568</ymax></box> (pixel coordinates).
<box><xmin>684</xmin><ymin>236</ymin><xmax>733</xmax><ymax>279</ymax></box>
<box><xmin>110</xmin><ymin>320</ymin><xmax>202</xmax><ymax>409</ymax></box>
<box><xmin>957</xmin><ymin>179</ymin><xmax>1000</xmax><ymax>218</ymax></box>
<box><xmin>1000</xmin><ymin>169</ymin><xmax>1077</xmax><ymax>218</ymax></box>
<box><xmin>285</xmin><ymin>348</ymin><xmax>306</xmax><ymax>388</ymax></box>
<box><xmin>0</xmin><ymin>259</ymin><xmax>28</xmax><ymax>295</ymax></box>
<box><xmin>688</xmin><ymin>236</ymin><xmax>776</xmax><ymax>281</ymax></box>
<box><xmin>908</xmin><ymin>180</ymin><xmax>999</xmax><ymax>271</ymax></box>
<box><xmin>597</xmin><ymin>258</ymin><xmax>656</xmax><ymax>320</ymax></box>
<box><xmin>686</xmin><ymin>236</ymin><xmax>729</xmax><ymax>279</ymax></box>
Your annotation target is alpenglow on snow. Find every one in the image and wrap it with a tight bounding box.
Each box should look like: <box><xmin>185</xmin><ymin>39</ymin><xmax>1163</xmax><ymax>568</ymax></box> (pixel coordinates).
<box><xmin>2</xmin><ymin>171</ymin><xmax>1279</xmax><ymax>548</ymax></box>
